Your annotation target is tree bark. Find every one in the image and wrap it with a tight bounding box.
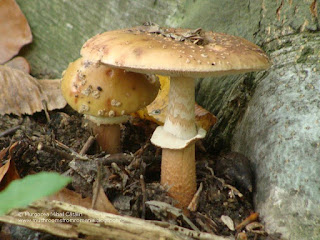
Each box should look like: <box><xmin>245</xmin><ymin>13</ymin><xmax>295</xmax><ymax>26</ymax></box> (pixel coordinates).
<box><xmin>190</xmin><ymin>1</ymin><xmax>320</xmax><ymax>239</ymax></box>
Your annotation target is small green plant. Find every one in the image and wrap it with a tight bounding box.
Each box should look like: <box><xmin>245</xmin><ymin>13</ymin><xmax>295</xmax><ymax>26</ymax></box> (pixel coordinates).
<box><xmin>0</xmin><ymin>172</ymin><xmax>71</xmax><ymax>215</ymax></box>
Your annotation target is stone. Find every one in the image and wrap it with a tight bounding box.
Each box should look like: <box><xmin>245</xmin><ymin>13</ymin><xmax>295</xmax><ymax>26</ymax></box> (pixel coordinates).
<box><xmin>232</xmin><ymin>33</ymin><xmax>320</xmax><ymax>240</ymax></box>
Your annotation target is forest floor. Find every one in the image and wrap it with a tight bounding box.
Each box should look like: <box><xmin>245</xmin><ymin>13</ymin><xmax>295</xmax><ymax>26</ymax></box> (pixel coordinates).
<box><xmin>0</xmin><ymin>107</ymin><xmax>282</xmax><ymax>240</ymax></box>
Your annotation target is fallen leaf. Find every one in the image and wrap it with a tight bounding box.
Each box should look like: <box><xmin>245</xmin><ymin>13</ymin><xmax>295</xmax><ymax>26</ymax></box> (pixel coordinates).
<box><xmin>92</xmin><ymin>180</ymin><xmax>119</xmax><ymax>215</ymax></box>
<box><xmin>5</xmin><ymin>56</ymin><xmax>31</xmax><ymax>74</ymax></box>
<box><xmin>194</xmin><ymin>103</ymin><xmax>217</xmax><ymax>131</ymax></box>
<box><xmin>0</xmin><ymin>0</ymin><xmax>32</xmax><ymax>64</ymax></box>
<box><xmin>47</xmin><ymin>188</ymin><xmax>92</xmax><ymax>208</ymax></box>
<box><xmin>0</xmin><ymin>143</ymin><xmax>20</xmax><ymax>191</ymax></box>
<box><xmin>0</xmin><ymin>65</ymin><xmax>67</xmax><ymax>115</ymax></box>
<box><xmin>38</xmin><ymin>79</ymin><xmax>67</xmax><ymax>111</ymax></box>
<box><xmin>134</xmin><ymin>75</ymin><xmax>217</xmax><ymax>131</ymax></box>
<box><xmin>0</xmin><ymin>161</ymin><xmax>12</xmax><ymax>186</ymax></box>
<box><xmin>48</xmin><ymin>187</ymin><xmax>119</xmax><ymax>215</ymax></box>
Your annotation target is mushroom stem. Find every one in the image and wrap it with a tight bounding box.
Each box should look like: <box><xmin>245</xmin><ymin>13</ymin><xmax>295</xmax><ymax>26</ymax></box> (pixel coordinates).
<box><xmin>163</xmin><ymin>77</ymin><xmax>197</xmax><ymax>139</ymax></box>
<box><xmin>161</xmin><ymin>76</ymin><xmax>197</xmax><ymax>207</ymax></box>
<box><xmin>161</xmin><ymin>144</ymin><xmax>196</xmax><ymax>208</ymax></box>
<box><xmin>92</xmin><ymin>124</ymin><xmax>121</xmax><ymax>154</ymax></box>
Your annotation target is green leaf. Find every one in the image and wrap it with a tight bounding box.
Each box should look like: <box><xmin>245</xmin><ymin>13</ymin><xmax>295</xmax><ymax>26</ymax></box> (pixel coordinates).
<box><xmin>0</xmin><ymin>172</ymin><xmax>71</xmax><ymax>215</ymax></box>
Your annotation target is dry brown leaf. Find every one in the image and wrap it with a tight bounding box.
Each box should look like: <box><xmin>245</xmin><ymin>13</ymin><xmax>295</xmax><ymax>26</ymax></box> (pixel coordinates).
<box><xmin>4</xmin><ymin>56</ymin><xmax>31</xmax><ymax>74</ymax></box>
<box><xmin>0</xmin><ymin>160</ymin><xmax>11</xmax><ymax>184</ymax></box>
<box><xmin>48</xmin><ymin>187</ymin><xmax>119</xmax><ymax>215</ymax></box>
<box><xmin>194</xmin><ymin>103</ymin><xmax>217</xmax><ymax>131</ymax></box>
<box><xmin>47</xmin><ymin>188</ymin><xmax>92</xmax><ymax>208</ymax></box>
<box><xmin>0</xmin><ymin>143</ymin><xmax>20</xmax><ymax>191</ymax></box>
<box><xmin>92</xmin><ymin>182</ymin><xmax>119</xmax><ymax>215</ymax></box>
<box><xmin>0</xmin><ymin>0</ymin><xmax>32</xmax><ymax>64</ymax></box>
<box><xmin>0</xmin><ymin>65</ymin><xmax>67</xmax><ymax>116</ymax></box>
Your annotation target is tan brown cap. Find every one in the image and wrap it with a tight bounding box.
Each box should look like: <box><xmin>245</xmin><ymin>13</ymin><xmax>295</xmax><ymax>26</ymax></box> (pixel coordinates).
<box><xmin>61</xmin><ymin>58</ymin><xmax>159</xmax><ymax>124</ymax></box>
<box><xmin>81</xmin><ymin>25</ymin><xmax>270</xmax><ymax>77</ymax></box>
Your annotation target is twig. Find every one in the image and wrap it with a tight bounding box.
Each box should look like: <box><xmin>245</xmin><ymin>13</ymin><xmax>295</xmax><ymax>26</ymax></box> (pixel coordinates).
<box><xmin>41</xmin><ymin>100</ymin><xmax>51</xmax><ymax>123</ymax></box>
<box><xmin>54</xmin><ymin>140</ymin><xmax>88</xmax><ymax>160</ymax></box>
<box><xmin>91</xmin><ymin>161</ymin><xmax>102</xmax><ymax>209</ymax></box>
<box><xmin>196</xmin><ymin>212</ymin><xmax>219</xmax><ymax>234</ymax></box>
<box><xmin>140</xmin><ymin>174</ymin><xmax>147</xmax><ymax>219</ymax></box>
<box><xmin>0</xmin><ymin>200</ymin><xmax>233</xmax><ymax>240</ymax></box>
<box><xmin>79</xmin><ymin>135</ymin><xmax>96</xmax><ymax>155</ymax></box>
<box><xmin>196</xmin><ymin>217</ymin><xmax>214</xmax><ymax>234</ymax></box>
<box><xmin>111</xmin><ymin>162</ymin><xmax>128</xmax><ymax>188</ymax></box>
<box><xmin>146</xmin><ymin>200</ymin><xmax>200</xmax><ymax>232</ymax></box>
<box><xmin>134</xmin><ymin>141</ymin><xmax>150</xmax><ymax>157</ymax></box>
<box><xmin>100</xmin><ymin>153</ymin><xmax>133</xmax><ymax>165</ymax></box>
<box><xmin>205</xmin><ymin>162</ymin><xmax>243</xmax><ymax>198</ymax></box>
<box><xmin>188</xmin><ymin>182</ymin><xmax>203</xmax><ymax>212</ymax></box>
<box><xmin>236</xmin><ymin>212</ymin><xmax>259</xmax><ymax>231</ymax></box>
<box><xmin>0</xmin><ymin>126</ymin><xmax>20</xmax><ymax>137</ymax></box>
<box><xmin>54</xmin><ymin>140</ymin><xmax>77</xmax><ymax>153</ymax></box>
<box><xmin>37</xmin><ymin>142</ymin><xmax>74</xmax><ymax>160</ymax></box>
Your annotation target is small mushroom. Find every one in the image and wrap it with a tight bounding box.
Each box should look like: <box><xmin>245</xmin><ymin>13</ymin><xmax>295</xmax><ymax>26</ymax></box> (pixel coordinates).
<box><xmin>81</xmin><ymin>25</ymin><xmax>270</xmax><ymax>207</ymax></box>
<box><xmin>61</xmin><ymin>58</ymin><xmax>159</xmax><ymax>153</ymax></box>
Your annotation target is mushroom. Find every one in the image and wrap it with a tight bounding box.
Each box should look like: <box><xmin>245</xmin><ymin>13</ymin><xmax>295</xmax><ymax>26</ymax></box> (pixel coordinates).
<box><xmin>61</xmin><ymin>57</ymin><xmax>159</xmax><ymax>153</ymax></box>
<box><xmin>80</xmin><ymin>25</ymin><xmax>271</xmax><ymax>208</ymax></box>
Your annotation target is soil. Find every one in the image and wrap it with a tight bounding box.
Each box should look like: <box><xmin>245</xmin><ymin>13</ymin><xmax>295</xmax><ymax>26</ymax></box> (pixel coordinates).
<box><xmin>0</xmin><ymin>107</ymin><xmax>282</xmax><ymax>240</ymax></box>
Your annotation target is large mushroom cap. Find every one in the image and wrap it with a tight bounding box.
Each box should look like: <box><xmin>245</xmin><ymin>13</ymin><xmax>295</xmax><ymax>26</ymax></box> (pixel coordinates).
<box><xmin>81</xmin><ymin>25</ymin><xmax>270</xmax><ymax>77</ymax></box>
<box><xmin>61</xmin><ymin>58</ymin><xmax>159</xmax><ymax>120</ymax></box>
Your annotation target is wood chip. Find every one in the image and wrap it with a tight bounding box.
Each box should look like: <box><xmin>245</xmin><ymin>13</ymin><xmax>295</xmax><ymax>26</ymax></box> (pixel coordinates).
<box><xmin>0</xmin><ymin>200</ymin><xmax>234</xmax><ymax>240</ymax></box>
<box><xmin>220</xmin><ymin>215</ymin><xmax>235</xmax><ymax>231</ymax></box>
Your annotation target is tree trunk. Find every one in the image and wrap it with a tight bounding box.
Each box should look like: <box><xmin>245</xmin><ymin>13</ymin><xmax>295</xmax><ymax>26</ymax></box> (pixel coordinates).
<box><xmin>191</xmin><ymin>1</ymin><xmax>320</xmax><ymax>239</ymax></box>
<box><xmin>232</xmin><ymin>32</ymin><xmax>320</xmax><ymax>240</ymax></box>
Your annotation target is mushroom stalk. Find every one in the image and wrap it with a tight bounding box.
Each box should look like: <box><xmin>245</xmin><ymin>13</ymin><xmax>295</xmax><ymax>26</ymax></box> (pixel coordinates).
<box><xmin>163</xmin><ymin>77</ymin><xmax>197</xmax><ymax>139</ymax></box>
<box><xmin>92</xmin><ymin>123</ymin><xmax>121</xmax><ymax>154</ymax></box>
<box><xmin>161</xmin><ymin>76</ymin><xmax>197</xmax><ymax>207</ymax></box>
<box><xmin>161</xmin><ymin>144</ymin><xmax>196</xmax><ymax>208</ymax></box>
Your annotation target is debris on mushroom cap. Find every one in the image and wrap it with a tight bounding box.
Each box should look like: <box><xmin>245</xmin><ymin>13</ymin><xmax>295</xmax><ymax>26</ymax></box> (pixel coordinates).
<box><xmin>60</xmin><ymin>58</ymin><xmax>160</xmax><ymax>118</ymax></box>
<box><xmin>81</xmin><ymin>24</ymin><xmax>270</xmax><ymax>77</ymax></box>
<box><xmin>0</xmin><ymin>0</ymin><xmax>32</xmax><ymax>64</ymax></box>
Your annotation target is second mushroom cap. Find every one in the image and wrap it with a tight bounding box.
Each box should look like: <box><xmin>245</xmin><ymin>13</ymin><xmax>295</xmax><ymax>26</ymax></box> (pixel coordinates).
<box><xmin>61</xmin><ymin>57</ymin><xmax>160</xmax><ymax>119</ymax></box>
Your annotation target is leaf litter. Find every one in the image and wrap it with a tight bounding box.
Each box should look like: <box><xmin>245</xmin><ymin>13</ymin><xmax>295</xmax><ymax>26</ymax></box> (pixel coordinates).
<box><xmin>0</xmin><ymin>107</ymin><xmax>279</xmax><ymax>239</ymax></box>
